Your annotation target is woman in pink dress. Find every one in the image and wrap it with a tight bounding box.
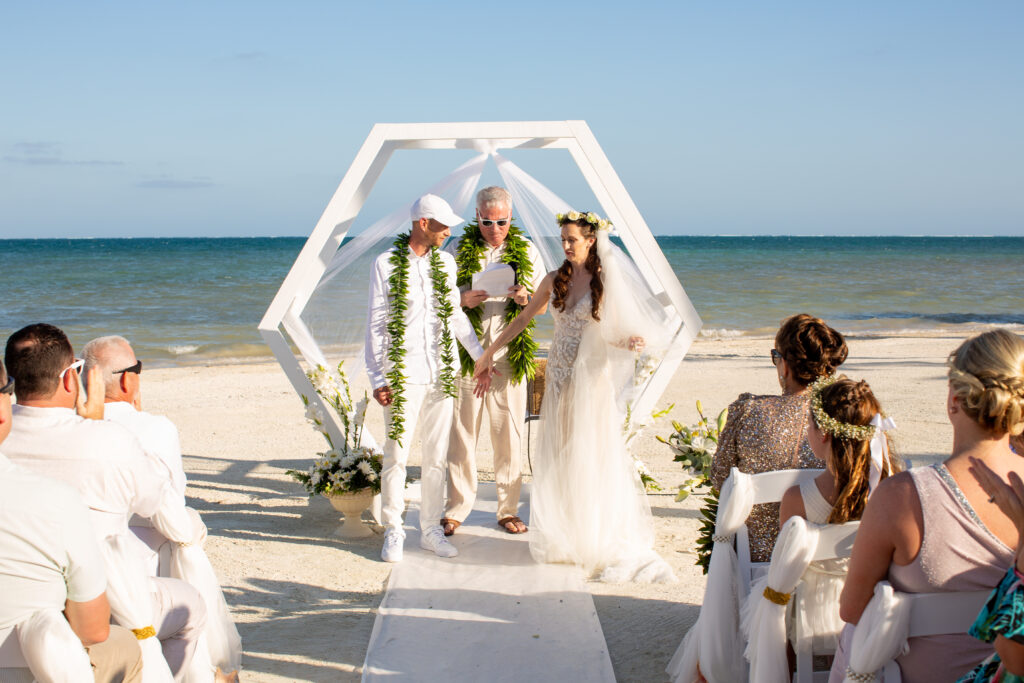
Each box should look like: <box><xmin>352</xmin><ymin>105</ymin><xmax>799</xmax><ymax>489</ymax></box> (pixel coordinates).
<box><xmin>834</xmin><ymin>329</ymin><xmax>1024</xmax><ymax>683</ymax></box>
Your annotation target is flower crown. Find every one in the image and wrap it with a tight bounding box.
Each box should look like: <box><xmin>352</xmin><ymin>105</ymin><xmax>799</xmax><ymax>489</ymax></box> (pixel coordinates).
<box><xmin>809</xmin><ymin>375</ymin><xmax>878</xmax><ymax>441</ymax></box>
<box><xmin>556</xmin><ymin>210</ymin><xmax>612</xmax><ymax>232</ymax></box>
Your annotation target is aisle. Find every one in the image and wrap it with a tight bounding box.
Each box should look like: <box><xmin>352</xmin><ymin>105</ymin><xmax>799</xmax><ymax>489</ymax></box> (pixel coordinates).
<box><xmin>361</xmin><ymin>483</ymin><xmax>616</xmax><ymax>682</ymax></box>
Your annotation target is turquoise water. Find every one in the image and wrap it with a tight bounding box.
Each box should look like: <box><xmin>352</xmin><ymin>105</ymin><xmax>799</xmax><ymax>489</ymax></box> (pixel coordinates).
<box><xmin>2</xmin><ymin>236</ymin><xmax>1023</xmax><ymax>366</ymax></box>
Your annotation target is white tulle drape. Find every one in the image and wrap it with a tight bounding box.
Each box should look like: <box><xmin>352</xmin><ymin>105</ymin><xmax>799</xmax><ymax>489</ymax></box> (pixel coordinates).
<box><xmin>742</xmin><ymin>516</ymin><xmax>818</xmax><ymax>683</ymax></box>
<box><xmin>14</xmin><ymin>609</ymin><xmax>93</xmax><ymax>682</ymax></box>
<box><xmin>100</xmin><ymin>534</ymin><xmax>175</xmax><ymax>683</ymax></box>
<box><xmin>169</xmin><ymin>509</ymin><xmax>242</xmax><ymax>675</ymax></box>
<box><xmin>842</xmin><ymin>582</ymin><xmax>910</xmax><ymax>683</ymax></box>
<box><xmin>667</xmin><ymin>467</ymin><xmax>755</xmax><ymax>683</ymax></box>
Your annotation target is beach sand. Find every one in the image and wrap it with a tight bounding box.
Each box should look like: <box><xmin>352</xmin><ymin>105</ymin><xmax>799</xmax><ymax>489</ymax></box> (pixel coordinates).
<box><xmin>145</xmin><ymin>333</ymin><xmax>962</xmax><ymax>682</ymax></box>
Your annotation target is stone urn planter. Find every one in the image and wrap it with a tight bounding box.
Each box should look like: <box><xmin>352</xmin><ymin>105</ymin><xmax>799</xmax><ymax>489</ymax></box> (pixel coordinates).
<box><xmin>325</xmin><ymin>489</ymin><xmax>375</xmax><ymax>538</ymax></box>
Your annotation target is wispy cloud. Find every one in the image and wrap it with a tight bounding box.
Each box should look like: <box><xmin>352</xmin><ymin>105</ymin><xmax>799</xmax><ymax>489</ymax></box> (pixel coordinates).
<box><xmin>136</xmin><ymin>178</ymin><xmax>215</xmax><ymax>189</ymax></box>
<box><xmin>4</xmin><ymin>141</ymin><xmax>123</xmax><ymax>166</ymax></box>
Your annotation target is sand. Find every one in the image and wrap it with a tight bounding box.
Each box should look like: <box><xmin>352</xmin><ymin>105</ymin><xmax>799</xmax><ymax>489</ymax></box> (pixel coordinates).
<box><xmin>143</xmin><ymin>333</ymin><xmax>963</xmax><ymax>682</ymax></box>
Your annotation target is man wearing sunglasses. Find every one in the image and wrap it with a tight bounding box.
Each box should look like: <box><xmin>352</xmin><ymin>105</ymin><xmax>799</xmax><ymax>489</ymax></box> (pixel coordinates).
<box><xmin>442</xmin><ymin>186</ymin><xmax>546</xmax><ymax>535</ymax></box>
<box><xmin>0</xmin><ymin>357</ymin><xmax>146</xmax><ymax>681</ymax></box>
<box><xmin>3</xmin><ymin>324</ymin><xmax>208</xmax><ymax>679</ymax></box>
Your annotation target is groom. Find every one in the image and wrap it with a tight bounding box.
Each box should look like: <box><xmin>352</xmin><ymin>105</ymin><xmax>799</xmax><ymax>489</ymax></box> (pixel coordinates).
<box><xmin>365</xmin><ymin>194</ymin><xmax>489</xmax><ymax>563</ymax></box>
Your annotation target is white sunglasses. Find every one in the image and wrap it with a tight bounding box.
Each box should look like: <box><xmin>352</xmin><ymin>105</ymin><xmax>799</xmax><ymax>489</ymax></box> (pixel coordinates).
<box><xmin>59</xmin><ymin>359</ymin><xmax>84</xmax><ymax>381</ymax></box>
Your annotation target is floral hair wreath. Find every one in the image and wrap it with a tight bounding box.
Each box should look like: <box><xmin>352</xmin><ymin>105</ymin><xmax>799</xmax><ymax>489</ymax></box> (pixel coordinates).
<box><xmin>809</xmin><ymin>374</ymin><xmax>878</xmax><ymax>441</ymax></box>
<box><xmin>556</xmin><ymin>210</ymin><xmax>612</xmax><ymax>232</ymax></box>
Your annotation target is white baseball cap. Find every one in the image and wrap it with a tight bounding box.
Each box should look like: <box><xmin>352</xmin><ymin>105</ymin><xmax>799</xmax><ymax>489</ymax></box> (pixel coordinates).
<box><xmin>410</xmin><ymin>194</ymin><xmax>465</xmax><ymax>228</ymax></box>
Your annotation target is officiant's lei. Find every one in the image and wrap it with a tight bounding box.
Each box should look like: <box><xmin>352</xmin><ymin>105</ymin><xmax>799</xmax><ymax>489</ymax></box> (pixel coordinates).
<box><xmin>454</xmin><ymin>221</ymin><xmax>538</xmax><ymax>385</ymax></box>
<box><xmin>385</xmin><ymin>232</ymin><xmax>456</xmax><ymax>445</ymax></box>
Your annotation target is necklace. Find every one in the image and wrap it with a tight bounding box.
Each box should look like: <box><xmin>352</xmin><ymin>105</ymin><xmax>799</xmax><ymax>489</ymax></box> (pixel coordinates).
<box><xmin>454</xmin><ymin>221</ymin><xmax>538</xmax><ymax>384</ymax></box>
<box><xmin>385</xmin><ymin>232</ymin><xmax>456</xmax><ymax>445</ymax></box>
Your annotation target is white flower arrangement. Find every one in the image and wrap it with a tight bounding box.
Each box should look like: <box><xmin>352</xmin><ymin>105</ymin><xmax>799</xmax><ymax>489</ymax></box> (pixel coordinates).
<box><xmin>658</xmin><ymin>400</ymin><xmax>728</xmax><ymax>501</ymax></box>
<box><xmin>287</xmin><ymin>363</ymin><xmax>383</xmax><ymax>496</ymax></box>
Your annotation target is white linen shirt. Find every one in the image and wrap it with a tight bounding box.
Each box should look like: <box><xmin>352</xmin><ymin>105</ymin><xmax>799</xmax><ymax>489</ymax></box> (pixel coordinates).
<box><xmin>365</xmin><ymin>245</ymin><xmax>484</xmax><ymax>390</ymax></box>
<box><xmin>0</xmin><ymin>451</ymin><xmax>106</xmax><ymax>631</ymax></box>
<box><xmin>4</xmin><ymin>405</ymin><xmax>193</xmax><ymax>553</ymax></box>
<box><xmin>443</xmin><ymin>236</ymin><xmax>546</xmax><ymax>365</ymax></box>
<box><xmin>104</xmin><ymin>401</ymin><xmax>187</xmax><ymax>499</ymax></box>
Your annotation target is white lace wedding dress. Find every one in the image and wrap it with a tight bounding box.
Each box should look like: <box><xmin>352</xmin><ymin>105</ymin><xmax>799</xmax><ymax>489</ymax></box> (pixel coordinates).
<box><xmin>528</xmin><ymin>290</ymin><xmax>675</xmax><ymax>583</ymax></box>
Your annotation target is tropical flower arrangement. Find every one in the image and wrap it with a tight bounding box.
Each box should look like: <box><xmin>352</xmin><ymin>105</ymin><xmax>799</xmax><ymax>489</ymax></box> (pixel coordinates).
<box><xmin>658</xmin><ymin>400</ymin><xmax>728</xmax><ymax>501</ymax></box>
<box><xmin>623</xmin><ymin>402</ymin><xmax>674</xmax><ymax>492</ymax></box>
<box><xmin>287</xmin><ymin>363</ymin><xmax>383</xmax><ymax>496</ymax></box>
<box><xmin>658</xmin><ymin>400</ymin><xmax>728</xmax><ymax>574</ymax></box>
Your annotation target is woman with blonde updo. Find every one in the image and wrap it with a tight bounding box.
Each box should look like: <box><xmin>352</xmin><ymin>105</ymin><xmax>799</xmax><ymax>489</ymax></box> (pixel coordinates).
<box><xmin>475</xmin><ymin>211</ymin><xmax>674</xmax><ymax>582</ymax></box>
<box><xmin>779</xmin><ymin>376</ymin><xmax>901</xmax><ymax>655</ymax></box>
<box><xmin>711</xmin><ymin>313</ymin><xmax>849</xmax><ymax>562</ymax></box>
<box><xmin>835</xmin><ymin>329</ymin><xmax>1024</xmax><ymax>683</ymax></box>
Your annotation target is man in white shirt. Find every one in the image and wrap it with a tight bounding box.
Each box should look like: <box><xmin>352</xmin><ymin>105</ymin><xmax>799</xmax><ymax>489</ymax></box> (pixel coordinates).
<box><xmin>3</xmin><ymin>324</ymin><xmax>206</xmax><ymax>680</ymax></box>
<box><xmin>81</xmin><ymin>335</ymin><xmax>241</xmax><ymax>682</ymax></box>
<box><xmin>442</xmin><ymin>186</ymin><xmax>546</xmax><ymax>536</ymax></box>
<box><xmin>0</xmin><ymin>358</ymin><xmax>143</xmax><ymax>683</ymax></box>
<box><xmin>365</xmin><ymin>194</ymin><xmax>490</xmax><ymax>562</ymax></box>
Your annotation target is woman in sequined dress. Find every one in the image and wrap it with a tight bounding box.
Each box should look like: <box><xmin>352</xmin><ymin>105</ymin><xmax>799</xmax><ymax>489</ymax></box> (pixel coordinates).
<box><xmin>475</xmin><ymin>212</ymin><xmax>674</xmax><ymax>583</ymax></box>
<box><xmin>710</xmin><ymin>313</ymin><xmax>848</xmax><ymax>562</ymax></box>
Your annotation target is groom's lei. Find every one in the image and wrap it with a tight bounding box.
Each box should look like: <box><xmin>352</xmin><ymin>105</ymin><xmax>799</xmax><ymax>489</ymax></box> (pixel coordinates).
<box><xmin>454</xmin><ymin>221</ymin><xmax>538</xmax><ymax>385</ymax></box>
<box><xmin>385</xmin><ymin>232</ymin><xmax>457</xmax><ymax>446</ymax></box>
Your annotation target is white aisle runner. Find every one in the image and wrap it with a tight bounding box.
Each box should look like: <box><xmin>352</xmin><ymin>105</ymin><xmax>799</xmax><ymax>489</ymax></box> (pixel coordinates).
<box><xmin>361</xmin><ymin>483</ymin><xmax>616</xmax><ymax>682</ymax></box>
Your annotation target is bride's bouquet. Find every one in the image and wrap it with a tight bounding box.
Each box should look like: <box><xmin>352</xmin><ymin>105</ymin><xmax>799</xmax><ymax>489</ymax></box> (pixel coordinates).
<box><xmin>287</xmin><ymin>363</ymin><xmax>383</xmax><ymax>496</ymax></box>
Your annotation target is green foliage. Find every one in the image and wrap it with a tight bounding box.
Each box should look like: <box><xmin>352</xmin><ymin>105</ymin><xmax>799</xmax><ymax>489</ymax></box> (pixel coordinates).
<box><xmin>454</xmin><ymin>221</ymin><xmax>538</xmax><ymax>384</ymax></box>
<box><xmin>695</xmin><ymin>488</ymin><xmax>719</xmax><ymax>574</ymax></box>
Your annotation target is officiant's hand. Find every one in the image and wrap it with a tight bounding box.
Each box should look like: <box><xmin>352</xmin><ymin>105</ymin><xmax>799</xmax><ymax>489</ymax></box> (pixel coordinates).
<box><xmin>462</xmin><ymin>289</ymin><xmax>489</xmax><ymax>308</ymax></box>
<box><xmin>508</xmin><ymin>285</ymin><xmax>530</xmax><ymax>306</ymax></box>
<box><xmin>473</xmin><ymin>356</ymin><xmax>496</xmax><ymax>397</ymax></box>
<box><xmin>373</xmin><ymin>386</ymin><xmax>393</xmax><ymax>407</ymax></box>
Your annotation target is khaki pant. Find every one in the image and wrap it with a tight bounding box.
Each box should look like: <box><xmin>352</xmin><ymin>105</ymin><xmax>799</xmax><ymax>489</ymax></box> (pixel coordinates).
<box><xmin>86</xmin><ymin>625</ymin><xmax>143</xmax><ymax>683</ymax></box>
<box><xmin>445</xmin><ymin>364</ymin><xmax>526</xmax><ymax>523</ymax></box>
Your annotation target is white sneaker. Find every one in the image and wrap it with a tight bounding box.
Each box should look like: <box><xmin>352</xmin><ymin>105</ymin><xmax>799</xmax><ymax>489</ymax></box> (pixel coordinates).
<box><xmin>381</xmin><ymin>529</ymin><xmax>404</xmax><ymax>563</ymax></box>
<box><xmin>419</xmin><ymin>525</ymin><xmax>459</xmax><ymax>558</ymax></box>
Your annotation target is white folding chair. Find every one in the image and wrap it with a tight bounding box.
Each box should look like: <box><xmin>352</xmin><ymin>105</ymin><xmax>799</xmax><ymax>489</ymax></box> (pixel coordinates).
<box><xmin>792</xmin><ymin>521</ymin><xmax>860</xmax><ymax>683</ymax></box>
<box><xmin>880</xmin><ymin>590</ymin><xmax>990</xmax><ymax>682</ymax></box>
<box><xmin>736</xmin><ymin>468</ymin><xmax>824</xmax><ymax>605</ymax></box>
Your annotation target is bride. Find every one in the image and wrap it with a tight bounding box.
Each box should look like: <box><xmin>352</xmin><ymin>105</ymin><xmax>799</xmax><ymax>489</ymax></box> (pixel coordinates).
<box><xmin>474</xmin><ymin>211</ymin><xmax>675</xmax><ymax>583</ymax></box>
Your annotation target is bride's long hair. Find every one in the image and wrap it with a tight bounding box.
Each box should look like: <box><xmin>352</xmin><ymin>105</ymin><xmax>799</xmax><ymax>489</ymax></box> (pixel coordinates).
<box><xmin>552</xmin><ymin>215</ymin><xmax>604</xmax><ymax>320</ymax></box>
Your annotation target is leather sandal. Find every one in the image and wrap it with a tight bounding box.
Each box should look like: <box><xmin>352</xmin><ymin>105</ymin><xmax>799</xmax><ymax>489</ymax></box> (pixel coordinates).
<box><xmin>498</xmin><ymin>516</ymin><xmax>528</xmax><ymax>534</ymax></box>
<box><xmin>441</xmin><ymin>518</ymin><xmax>461</xmax><ymax>537</ymax></box>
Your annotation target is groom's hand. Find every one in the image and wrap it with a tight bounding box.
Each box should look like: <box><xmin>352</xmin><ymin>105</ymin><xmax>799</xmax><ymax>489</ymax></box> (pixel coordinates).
<box><xmin>373</xmin><ymin>386</ymin><xmax>393</xmax><ymax>407</ymax></box>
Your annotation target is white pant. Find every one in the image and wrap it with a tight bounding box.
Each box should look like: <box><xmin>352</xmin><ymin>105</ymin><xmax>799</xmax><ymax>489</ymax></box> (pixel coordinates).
<box><xmin>151</xmin><ymin>576</ymin><xmax>207</xmax><ymax>680</ymax></box>
<box><xmin>382</xmin><ymin>383</ymin><xmax>453</xmax><ymax>532</ymax></box>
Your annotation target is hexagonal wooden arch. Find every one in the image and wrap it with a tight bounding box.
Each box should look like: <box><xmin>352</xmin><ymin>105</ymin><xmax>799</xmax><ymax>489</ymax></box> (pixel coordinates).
<box><xmin>259</xmin><ymin>121</ymin><xmax>702</xmax><ymax>447</ymax></box>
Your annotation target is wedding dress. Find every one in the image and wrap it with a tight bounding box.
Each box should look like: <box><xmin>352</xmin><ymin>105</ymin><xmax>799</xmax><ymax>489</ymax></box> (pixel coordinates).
<box><xmin>529</xmin><ymin>277</ymin><xmax>674</xmax><ymax>583</ymax></box>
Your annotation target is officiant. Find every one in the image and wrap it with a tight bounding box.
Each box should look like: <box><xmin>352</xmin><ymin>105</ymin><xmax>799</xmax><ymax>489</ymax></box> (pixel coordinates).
<box><xmin>442</xmin><ymin>186</ymin><xmax>546</xmax><ymax>536</ymax></box>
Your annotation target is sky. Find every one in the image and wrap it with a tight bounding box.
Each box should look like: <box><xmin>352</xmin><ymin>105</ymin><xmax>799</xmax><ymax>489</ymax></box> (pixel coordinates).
<box><xmin>1</xmin><ymin>1</ymin><xmax>1022</xmax><ymax>238</ymax></box>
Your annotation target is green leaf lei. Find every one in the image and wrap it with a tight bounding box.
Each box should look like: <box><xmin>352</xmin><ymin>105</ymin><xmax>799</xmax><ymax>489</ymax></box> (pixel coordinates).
<box><xmin>384</xmin><ymin>232</ymin><xmax>457</xmax><ymax>446</ymax></box>
<box><xmin>453</xmin><ymin>221</ymin><xmax>538</xmax><ymax>385</ymax></box>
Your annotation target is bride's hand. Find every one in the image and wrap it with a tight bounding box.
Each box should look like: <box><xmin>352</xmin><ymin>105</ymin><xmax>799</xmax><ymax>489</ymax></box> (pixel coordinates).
<box><xmin>628</xmin><ymin>336</ymin><xmax>645</xmax><ymax>352</ymax></box>
<box><xmin>473</xmin><ymin>354</ymin><xmax>496</xmax><ymax>397</ymax></box>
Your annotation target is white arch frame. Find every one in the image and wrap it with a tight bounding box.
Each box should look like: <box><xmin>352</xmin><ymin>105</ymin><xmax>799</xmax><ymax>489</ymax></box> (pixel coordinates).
<box><xmin>259</xmin><ymin>121</ymin><xmax>702</xmax><ymax>446</ymax></box>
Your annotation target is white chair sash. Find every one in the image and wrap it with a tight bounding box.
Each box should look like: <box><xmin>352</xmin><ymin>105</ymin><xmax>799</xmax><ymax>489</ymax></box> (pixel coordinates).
<box><xmin>742</xmin><ymin>516</ymin><xmax>818</xmax><ymax>683</ymax></box>
<box><xmin>169</xmin><ymin>509</ymin><xmax>242</xmax><ymax>674</ymax></box>
<box><xmin>100</xmin><ymin>534</ymin><xmax>175</xmax><ymax>683</ymax></box>
<box><xmin>667</xmin><ymin>467</ymin><xmax>755</xmax><ymax>683</ymax></box>
<box><xmin>13</xmin><ymin>608</ymin><xmax>93</xmax><ymax>682</ymax></box>
<box><xmin>843</xmin><ymin>581</ymin><xmax>910</xmax><ymax>683</ymax></box>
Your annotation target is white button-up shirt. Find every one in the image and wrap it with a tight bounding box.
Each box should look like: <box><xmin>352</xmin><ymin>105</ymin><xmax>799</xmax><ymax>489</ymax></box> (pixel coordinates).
<box><xmin>4</xmin><ymin>406</ymin><xmax>192</xmax><ymax>555</ymax></box>
<box><xmin>104</xmin><ymin>401</ymin><xmax>187</xmax><ymax>499</ymax></box>
<box><xmin>365</xmin><ymin>245</ymin><xmax>484</xmax><ymax>389</ymax></box>
<box><xmin>443</xmin><ymin>236</ymin><xmax>546</xmax><ymax>364</ymax></box>
<box><xmin>0</xmin><ymin>451</ymin><xmax>107</xmax><ymax>632</ymax></box>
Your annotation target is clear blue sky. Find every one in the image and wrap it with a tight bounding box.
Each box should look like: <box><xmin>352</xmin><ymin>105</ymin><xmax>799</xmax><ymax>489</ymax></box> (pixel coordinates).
<box><xmin>2</xmin><ymin>1</ymin><xmax>1021</xmax><ymax>238</ymax></box>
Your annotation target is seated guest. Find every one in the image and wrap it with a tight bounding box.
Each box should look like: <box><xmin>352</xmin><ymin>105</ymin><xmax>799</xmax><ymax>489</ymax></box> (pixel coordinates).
<box><xmin>3</xmin><ymin>324</ymin><xmax>207</xmax><ymax>680</ymax></box>
<box><xmin>711</xmin><ymin>313</ymin><xmax>848</xmax><ymax>561</ymax></box>
<box><xmin>955</xmin><ymin>457</ymin><xmax>1024</xmax><ymax>682</ymax></box>
<box><xmin>83</xmin><ymin>335</ymin><xmax>186</xmax><ymax>497</ymax></box>
<box><xmin>779</xmin><ymin>376</ymin><xmax>900</xmax><ymax>652</ymax></box>
<box><xmin>84</xmin><ymin>335</ymin><xmax>242</xmax><ymax>681</ymax></box>
<box><xmin>0</xmin><ymin>358</ymin><xmax>143</xmax><ymax>682</ymax></box>
<box><xmin>836</xmin><ymin>329</ymin><xmax>1024</xmax><ymax>683</ymax></box>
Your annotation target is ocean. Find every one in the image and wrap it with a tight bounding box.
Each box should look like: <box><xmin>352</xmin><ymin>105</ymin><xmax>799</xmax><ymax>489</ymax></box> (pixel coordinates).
<box><xmin>2</xmin><ymin>236</ymin><xmax>1023</xmax><ymax>367</ymax></box>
